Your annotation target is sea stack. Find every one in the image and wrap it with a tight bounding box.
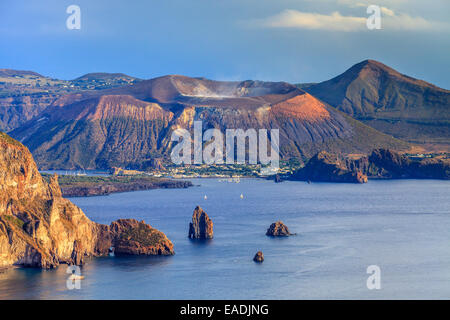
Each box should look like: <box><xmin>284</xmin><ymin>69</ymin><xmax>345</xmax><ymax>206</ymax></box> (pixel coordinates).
<box><xmin>188</xmin><ymin>206</ymin><xmax>214</xmax><ymax>239</ymax></box>
<box><xmin>253</xmin><ymin>251</ymin><xmax>264</xmax><ymax>263</ymax></box>
<box><xmin>266</xmin><ymin>221</ymin><xmax>293</xmax><ymax>236</ymax></box>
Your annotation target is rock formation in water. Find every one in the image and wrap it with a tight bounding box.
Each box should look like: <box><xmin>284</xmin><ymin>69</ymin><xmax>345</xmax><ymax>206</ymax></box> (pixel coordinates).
<box><xmin>266</xmin><ymin>221</ymin><xmax>293</xmax><ymax>237</ymax></box>
<box><xmin>109</xmin><ymin>219</ymin><xmax>174</xmax><ymax>255</ymax></box>
<box><xmin>253</xmin><ymin>251</ymin><xmax>264</xmax><ymax>263</ymax></box>
<box><xmin>188</xmin><ymin>206</ymin><xmax>213</xmax><ymax>239</ymax></box>
<box><xmin>0</xmin><ymin>132</ymin><xmax>174</xmax><ymax>269</ymax></box>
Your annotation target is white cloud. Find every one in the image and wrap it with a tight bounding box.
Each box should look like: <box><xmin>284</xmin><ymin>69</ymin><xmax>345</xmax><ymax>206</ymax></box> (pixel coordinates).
<box><xmin>380</xmin><ymin>7</ymin><xmax>395</xmax><ymax>17</ymax></box>
<box><xmin>261</xmin><ymin>10</ymin><xmax>365</xmax><ymax>31</ymax></box>
<box><xmin>256</xmin><ymin>8</ymin><xmax>450</xmax><ymax>32</ymax></box>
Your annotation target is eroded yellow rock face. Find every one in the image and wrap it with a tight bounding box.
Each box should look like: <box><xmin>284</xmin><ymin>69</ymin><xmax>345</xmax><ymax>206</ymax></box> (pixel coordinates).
<box><xmin>0</xmin><ymin>132</ymin><xmax>101</xmax><ymax>268</ymax></box>
<box><xmin>0</xmin><ymin>132</ymin><xmax>174</xmax><ymax>268</ymax></box>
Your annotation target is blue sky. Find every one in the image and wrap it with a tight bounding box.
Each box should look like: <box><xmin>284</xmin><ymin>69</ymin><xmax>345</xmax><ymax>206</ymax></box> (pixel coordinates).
<box><xmin>1</xmin><ymin>0</ymin><xmax>449</xmax><ymax>88</ymax></box>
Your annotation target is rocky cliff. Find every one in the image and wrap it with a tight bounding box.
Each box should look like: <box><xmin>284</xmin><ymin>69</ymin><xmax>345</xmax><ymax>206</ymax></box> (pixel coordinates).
<box><xmin>292</xmin><ymin>151</ymin><xmax>368</xmax><ymax>183</ymax></box>
<box><xmin>0</xmin><ymin>132</ymin><xmax>173</xmax><ymax>268</ymax></box>
<box><xmin>367</xmin><ymin>149</ymin><xmax>449</xmax><ymax>179</ymax></box>
<box><xmin>291</xmin><ymin>148</ymin><xmax>449</xmax><ymax>183</ymax></box>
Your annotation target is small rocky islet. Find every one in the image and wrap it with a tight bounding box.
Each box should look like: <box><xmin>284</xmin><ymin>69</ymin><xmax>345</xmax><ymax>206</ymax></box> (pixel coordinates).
<box><xmin>253</xmin><ymin>251</ymin><xmax>264</xmax><ymax>263</ymax></box>
<box><xmin>266</xmin><ymin>221</ymin><xmax>294</xmax><ymax>237</ymax></box>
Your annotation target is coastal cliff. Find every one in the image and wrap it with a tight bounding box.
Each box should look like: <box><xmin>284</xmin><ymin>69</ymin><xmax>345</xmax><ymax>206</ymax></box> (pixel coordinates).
<box><xmin>291</xmin><ymin>149</ymin><xmax>449</xmax><ymax>183</ymax></box>
<box><xmin>0</xmin><ymin>132</ymin><xmax>173</xmax><ymax>269</ymax></box>
<box><xmin>367</xmin><ymin>149</ymin><xmax>449</xmax><ymax>179</ymax></box>
<box><xmin>292</xmin><ymin>151</ymin><xmax>368</xmax><ymax>183</ymax></box>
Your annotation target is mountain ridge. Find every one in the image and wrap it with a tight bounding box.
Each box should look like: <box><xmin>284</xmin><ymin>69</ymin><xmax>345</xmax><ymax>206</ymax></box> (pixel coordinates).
<box><xmin>6</xmin><ymin>59</ymin><xmax>446</xmax><ymax>170</ymax></box>
<box><xmin>10</xmin><ymin>74</ymin><xmax>409</xmax><ymax>170</ymax></box>
<box><xmin>304</xmin><ymin>60</ymin><xmax>450</xmax><ymax>148</ymax></box>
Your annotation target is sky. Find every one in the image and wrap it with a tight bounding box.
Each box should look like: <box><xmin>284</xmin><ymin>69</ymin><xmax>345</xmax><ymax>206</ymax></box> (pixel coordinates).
<box><xmin>1</xmin><ymin>0</ymin><xmax>449</xmax><ymax>88</ymax></box>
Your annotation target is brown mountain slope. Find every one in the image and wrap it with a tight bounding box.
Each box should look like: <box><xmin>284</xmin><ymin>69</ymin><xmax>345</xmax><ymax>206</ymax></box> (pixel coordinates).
<box><xmin>10</xmin><ymin>76</ymin><xmax>409</xmax><ymax>170</ymax></box>
<box><xmin>305</xmin><ymin>60</ymin><xmax>450</xmax><ymax>148</ymax></box>
<box><xmin>0</xmin><ymin>69</ymin><xmax>141</xmax><ymax>131</ymax></box>
<box><xmin>12</xmin><ymin>95</ymin><xmax>174</xmax><ymax>169</ymax></box>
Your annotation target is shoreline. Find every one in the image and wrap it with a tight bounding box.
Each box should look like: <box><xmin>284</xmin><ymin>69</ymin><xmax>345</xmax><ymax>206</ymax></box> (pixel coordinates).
<box><xmin>41</xmin><ymin>173</ymin><xmax>194</xmax><ymax>197</ymax></box>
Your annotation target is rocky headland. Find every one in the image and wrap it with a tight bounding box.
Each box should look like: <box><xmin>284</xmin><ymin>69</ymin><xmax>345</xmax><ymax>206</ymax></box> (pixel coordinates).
<box><xmin>0</xmin><ymin>132</ymin><xmax>174</xmax><ymax>269</ymax></box>
<box><xmin>291</xmin><ymin>151</ymin><xmax>368</xmax><ymax>183</ymax></box>
<box><xmin>291</xmin><ymin>149</ymin><xmax>449</xmax><ymax>183</ymax></box>
<box><xmin>367</xmin><ymin>149</ymin><xmax>449</xmax><ymax>180</ymax></box>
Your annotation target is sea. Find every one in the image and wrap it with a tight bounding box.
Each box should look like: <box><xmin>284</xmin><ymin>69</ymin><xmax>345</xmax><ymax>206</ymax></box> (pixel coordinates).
<box><xmin>0</xmin><ymin>178</ymin><xmax>449</xmax><ymax>299</ymax></box>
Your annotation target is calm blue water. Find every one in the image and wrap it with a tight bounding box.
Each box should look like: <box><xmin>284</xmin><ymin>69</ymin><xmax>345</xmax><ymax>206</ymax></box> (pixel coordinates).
<box><xmin>1</xmin><ymin>179</ymin><xmax>449</xmax><ymax>299</ymax></box>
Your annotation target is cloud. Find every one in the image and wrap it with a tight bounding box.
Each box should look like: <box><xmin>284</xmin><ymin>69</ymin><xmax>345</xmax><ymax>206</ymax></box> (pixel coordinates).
<box><xmin>260</xmin><ymin>10</ymin><xmax>365</xmax><ymax>31</ymax></box>
<box><xmin>256</xmin><ymin>8</ymin><xmax>450</xmax><ymax>32</ymax></box>
<box><xmin>263</xmin><ymin>10</ymin><xmax>366</xmax><ymax>31</ymax></box>
<box><xmin>380</xmin><ymin>7</ymin><xmax>395</xmax><ymax>17</ymax></box>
